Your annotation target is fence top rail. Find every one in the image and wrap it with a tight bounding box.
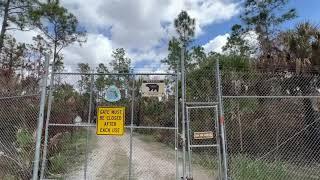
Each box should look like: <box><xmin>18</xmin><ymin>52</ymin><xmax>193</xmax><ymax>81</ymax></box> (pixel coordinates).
<box><xmin>0</xmin><ymin>94</ymin><xmax>40</xmax><ymax>100</ymax></box>
<box><xmin>53</xmin><ymin>72</ymin><xmax>177</xmax><ymax>76</ymax></box>
<box><xmin>223</xmin><ymin>95</ymin><xmax>320</xmax><ymax>99</ymax></box>
<box><xmin>48</xmin><ymin>123</ymin><xmax>176</xmax><ymax>130</ymax></box>
<box><xmin>185</xmin><ymin>102</ymin><xmax>219</xmax><ymax>105</ymax></box>
<box><xmin>186</xmin><ymin>105</ymin><xmax>218</xmax><ymax>109</ymax></box>
<box><xmin>220</xmin><ymin>70</ymin><xmax>320</xmax><ymax>77</ymax></box>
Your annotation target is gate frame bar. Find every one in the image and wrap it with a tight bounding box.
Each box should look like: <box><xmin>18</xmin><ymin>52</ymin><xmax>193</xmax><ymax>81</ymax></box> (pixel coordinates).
<box><xmin>216</xmin><ymin>58</ymin><xmax>229</xmax><ymax>180</ymax></box>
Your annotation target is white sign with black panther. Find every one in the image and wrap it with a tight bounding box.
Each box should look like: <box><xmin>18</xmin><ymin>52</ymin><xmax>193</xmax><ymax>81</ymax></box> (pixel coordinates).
<box><xmin>141</xmin><ymin>80</ymin><xmax>165</xmax><ymax>97</ymax></box>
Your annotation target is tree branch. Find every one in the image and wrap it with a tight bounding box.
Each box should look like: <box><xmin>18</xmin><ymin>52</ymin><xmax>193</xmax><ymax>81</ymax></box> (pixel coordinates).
<box><xmin>8</xmin><ymin>5</ymin><xmax>29</xmax><ymax>11</ymax></box>
<box><xmin>37</xmin><ymin>26</ymin><xmax>55</xmax><ymax>41</ymax></box>
<box><xmin>56</xmin><ymin>45</ymin><xmax>65</xmax><ymax>55</ymax></box>
<box><xmin>5</xmin><ymin>27</ymin><xmax>33</xmax><ymax>31</ymax></box>
<box><xmin>8</xmin><ymin>11</ymin><xmax>26</xmax><ymax>15</ymax></box>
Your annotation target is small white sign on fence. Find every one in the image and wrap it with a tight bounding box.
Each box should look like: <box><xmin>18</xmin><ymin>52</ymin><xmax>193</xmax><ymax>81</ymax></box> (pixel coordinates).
<box><xmin>194</xmin><ymin>131</ymin><xmax>214</xmax><ymax>140</ymax></box>
<box><xmin>141</xmin><ymin>80</ymin><xmax>165</xmax><ymax>97</ymax></box>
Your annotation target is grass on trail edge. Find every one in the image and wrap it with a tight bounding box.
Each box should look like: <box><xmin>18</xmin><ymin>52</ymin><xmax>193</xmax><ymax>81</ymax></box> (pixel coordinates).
<box><xmin>47</xmin><ymin>129</ymin><xmax>97</xmax><ymax>178</ymax></box>
<box><xmin>230</xmin><ymin>155</ymin><xmax>288</xmax><ymax>180</ymax></box>
<box><xmin>230</xmin><ymin>155</ymin><xmax>320</xmax><ymax>180</ymax></box>
<box><xmin>135</xmin><ymin>133</ymin><xmax>320</xmax><ymax>180</ymax></box>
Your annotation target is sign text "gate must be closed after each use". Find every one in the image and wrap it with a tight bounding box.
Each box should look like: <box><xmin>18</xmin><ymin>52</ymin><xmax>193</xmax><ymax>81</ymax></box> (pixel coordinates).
<box><xmin>96</xmin><ymin>107</ymin><xmax>125</xmax><ymax>135</ymax></box>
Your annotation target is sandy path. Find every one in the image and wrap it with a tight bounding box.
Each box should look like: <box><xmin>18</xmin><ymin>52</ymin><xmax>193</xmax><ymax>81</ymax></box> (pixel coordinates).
<box><xmin>66</xmin><ymin>132</ymin><xmax>215</xmax><ymax>180</ymax></box>
<box><xmin>66</xmin><ymin>135</ymin><xmax>123</xmax><ymax>179</ymax></box>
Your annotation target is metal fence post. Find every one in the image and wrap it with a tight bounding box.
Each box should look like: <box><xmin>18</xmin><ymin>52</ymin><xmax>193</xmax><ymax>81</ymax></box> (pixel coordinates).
<box><xmin>84</xmin><ymin>72</ymin><xmax>95</xmax><ymax>180</ymax></box>
<box><xmin>215</xmin><ymin>106</ymin><xmax>222</xmax><ymax>180</ymax></box>
<box><xmin>180</xmin><ymin>43</ymin><xmax>187</xmax><ymax>180</ymax></box>
<box><xmin>175</xmin><ymin>74</ymin><xmax>179</xmax><ymax>180</ymax></box>
<box><xmin>40</xmin><ymin>59</ymin><xmax>55</xmax><ymax>180</ymax></box>
<box><xmin>216</xmin><ymin>58</ymin><xmax>228</xmax><ymax>180</ymax></box>
<box><xmin>128</xmin><ymin>73</ymin><xmax>135</xmax><ymax>180</ymax></box>
<box><xmin>186</xmin><ymin>107</ymin><xmax>192</xmax><ymax>177</ymax></box>
<box><xmin>32</xmin><ymin>55</ymin><xmax>50</xmax><ymax>180</ymax></box>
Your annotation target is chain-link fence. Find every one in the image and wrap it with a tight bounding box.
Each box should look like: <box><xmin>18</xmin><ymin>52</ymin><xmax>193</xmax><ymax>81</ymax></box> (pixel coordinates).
<box><xmin>222</xmin><ymin>71</ymin><xmax>320</xmax><ymax>180</ymax></box>
<box><xmin>2</xmin><ymin>60</ymin><xmax>320</xmax><ymax>180</ymax></box>
<box><xmin>0</xmin><ymin>70</ymin><xmax>42</xmax><ymax>179</ymax></box>
<box><xmin>40</xmin><ymin>72</ymin><xmax>179</xmax><ymax>180</ymax></box>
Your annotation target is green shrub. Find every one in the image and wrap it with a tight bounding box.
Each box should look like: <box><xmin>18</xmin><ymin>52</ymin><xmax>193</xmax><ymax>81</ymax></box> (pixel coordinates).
<box><xmin>48</xmin><ymin>129</ymin><xmax>96</xmax><ymax>176</ymax></box>
<box><xmin>16</xmin><ymin>128</ymin><xmax>33</xmax><ymax>149</ymax></box>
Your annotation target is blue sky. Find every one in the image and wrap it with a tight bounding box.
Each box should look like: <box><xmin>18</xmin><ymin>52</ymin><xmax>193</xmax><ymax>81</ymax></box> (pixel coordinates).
<box><xmin>286</xmin><ymin>0</ymin><xmax>320</xmax><ymax>27</ymax></box>
<box><xmin>194</xmin><ymin>0</ymin><xmax>320</xmax><ymax>47</ymax></box>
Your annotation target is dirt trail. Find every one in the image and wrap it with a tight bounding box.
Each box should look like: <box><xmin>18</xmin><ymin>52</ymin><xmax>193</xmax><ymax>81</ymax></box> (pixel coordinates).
<box><xmin>66</xmin><ymin>133</ymin><xmax>215</xmax><ymax>180</ymax></box>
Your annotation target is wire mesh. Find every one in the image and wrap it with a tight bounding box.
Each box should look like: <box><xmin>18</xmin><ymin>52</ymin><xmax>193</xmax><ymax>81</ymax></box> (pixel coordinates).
<box><xmin>188</xmin><ymin>107</ymin><xmax>217</xmax><ymax>146</ymax></box>
<box><xmin>5</xmin><ymin>66</ymin><xmax>320</xmax><ymax>180</ymax></box>
<box><xmin>44</xmin><ymin>126</ymin><xmax>89</xmax><ymax>179</ymax></box>
<box><xmin>0</xmin><ymin>94</ymin><xmax>40</xmax><ymax>179</ymax></box>
<box><xmin>0</xmin><ymin>63</ymin><xmax>44</xmax><ymax>179</ymax></box>
<box><xmin>222</xmin><ymin>71</ymin><xmax>320</xmax><ymax>180</ymax></box>
<box><xmin>41</xmin><ymin>73</ymin><xmax>178</xmax><ymax>180</ymax></box>
<box><xmin>185</xmin><ymin>66</ymin><xmax>217</xmax><ymax>102</ymax></box>
<box><xmin>0</xmin><ymin>73</ymin><xmax>41</xmax><ymax>97</ymax></box>
<box><xmin>42</xmin><ymin>73</ymin><xmax>132</xmax><ymax>179</ymax></box>
<box><xmin>132</xmin><ymin>129</ymin><xmax>176</xmax><ymax>180</ymax></box>
<box><xmin>186</xmin><ymin>106</ymin><xmax>220</xmax><ymax>179</ymax></box>
<box><xmin>130</xmin><ymin>74</ymin><xmax>177</xmax><ymax>180</ymax></box>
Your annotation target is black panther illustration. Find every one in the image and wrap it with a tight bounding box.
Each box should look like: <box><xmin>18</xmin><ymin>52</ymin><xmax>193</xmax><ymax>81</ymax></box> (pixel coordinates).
<box><xmin>146</xmin><ymin>84</ymin><xmax>159</xmax><ymax>92</ymax></box>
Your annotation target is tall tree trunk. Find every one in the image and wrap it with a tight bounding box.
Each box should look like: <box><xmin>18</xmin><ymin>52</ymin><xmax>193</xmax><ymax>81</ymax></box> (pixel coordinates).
<box><xmin>37</xmin><ymin>49</ymin><xmax>43</xmax><ymax>78</ymax></box>
<box><xmin>8</xmin><ymin>48</ymin><xmax>13</xmax><ymax>74</ymax></box>
<box><xmin>5</xmin><ymin>49</ymin><xmax>14</xmax><ymax>86</ymax></box>
<box><xmin>53</xmin><ymin>41</ymin><xmax>57</xmax><ymax>70</ymax></box>
<box><xmin>0</xmin><ymin>0</ymin><xmax>11</xmax><ymax>56</ymax></box>
<box><xmin>53</xmin><ymin>41</ymin><xmax>62</xmax><ymax>85</ymax></box>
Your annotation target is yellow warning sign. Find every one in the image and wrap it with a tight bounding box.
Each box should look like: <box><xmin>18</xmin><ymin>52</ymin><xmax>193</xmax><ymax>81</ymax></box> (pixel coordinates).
<box><xmin>96</xmin><ymin>106</ymin><xmax>125</xmax><ymax>135</ymax></box>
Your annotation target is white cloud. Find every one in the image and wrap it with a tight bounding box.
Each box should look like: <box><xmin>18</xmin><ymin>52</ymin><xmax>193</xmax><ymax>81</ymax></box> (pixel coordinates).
<box><xmin>203</xmin><ymin>31</ymin><xmax>259</xmax><ymax>55</ymax></box>
<box><xmin>118</xmin><ymin>0</ymin><xmax>240</xmax><ymax>46</ymax></box>
<box><xmin>134</xmin><ymin>63</ymin><xmax>170</xmax><ymax>75</ymax></box>
<box><xmin>8</xmin><ymin>30</ymin><xmax>38</xmax><ymax>44</ymax></box>
<box><xmin>184</xmin><ymin>0</ymin><xmax>240</xmax><ymax>35</ymax></box>
<box><xmin>62</xmin><ymin>33</ymin><xmax>113</xmax><ymax>69</ymax></box>
<box><xmin>6</xmin><ymin>30</ymin><xmax>114</xmax><ymax>71</ymax></box>
<box><xmin>61</xmin><ymin>0</ymin><xmax>239</xmax><ymax>56</ymax></box>
<box><xmin>129</xmin><ymin>48</ymin><xmax>167</xmax><ymax>64</ymax></box>
<box><xmin>203</xmin><ymin>33</ymin><xmax>230</xmax><ymax>53</ymax></box>
<box><xmin>7</xmin><ymin>0</ymin><xmax>240</xmax><ymax>72</ymax></box>
<box><xmin>244</xmin><ymin>30</ymin><xmax>259</xmax><ymax>48</ymax></box>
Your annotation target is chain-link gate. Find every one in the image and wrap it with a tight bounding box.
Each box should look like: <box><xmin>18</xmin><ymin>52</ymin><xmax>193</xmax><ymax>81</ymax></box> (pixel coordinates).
<box><xmin>39</xmin><ymin>72</ymin><xmax>180</xmax><ymax>180</ymax></box>
<box><xmin>184</xmin><ymin>59</ymin><xmax>228</xmax><ymax>180</ymax></box>
<box><xmin>186</xmin><ymin>105</ymin><xmax>221</xmax><ymax>179</ymax></box>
